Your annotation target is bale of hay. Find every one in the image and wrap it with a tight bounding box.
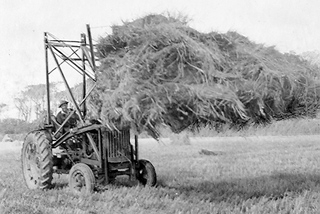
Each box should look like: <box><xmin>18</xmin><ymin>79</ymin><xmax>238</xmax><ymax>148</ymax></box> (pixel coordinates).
<box><xmin>90</xmin><ymin>14</ymin><xmax>320</xmax><ymax>138</ymax></box>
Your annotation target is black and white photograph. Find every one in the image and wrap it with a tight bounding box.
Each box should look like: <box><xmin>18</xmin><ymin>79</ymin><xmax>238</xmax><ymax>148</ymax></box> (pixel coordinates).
<box><xmin>1</xmin><ymin>0</ymin><xmax>320</xmax><ymax>213</ymax></box>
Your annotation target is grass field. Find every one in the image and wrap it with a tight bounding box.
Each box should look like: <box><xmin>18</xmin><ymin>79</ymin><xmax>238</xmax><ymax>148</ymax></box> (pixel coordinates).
<box><xmin>1</xmin><ymin>132</ymin><xmax>320</xmax><ymax>214</ymax></box>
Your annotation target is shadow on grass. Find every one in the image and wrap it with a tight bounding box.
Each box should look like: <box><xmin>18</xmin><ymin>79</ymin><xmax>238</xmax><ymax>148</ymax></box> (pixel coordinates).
<box><xmin>52</xmin><ymin>174</ymin><xmax>69</xmax><ymax>190</ymax></box>
<box><xmin>52</xmin><ymin>175</ymin><xmax>139</xmax><ymax>192</ymax></box>
<box><xmin>52</xmin><ymin>182</ymin><xmax>68</xmax><ymax>190</ymax></box>
<box><xmin>157</xmin><ymin>172</ymin><xmax>320</xmax><ymax>203</ymax></box>
<box><xmin>94</xmin><ymin>176</ymin><xmax>140</xmax><ymax>192</ymax></box>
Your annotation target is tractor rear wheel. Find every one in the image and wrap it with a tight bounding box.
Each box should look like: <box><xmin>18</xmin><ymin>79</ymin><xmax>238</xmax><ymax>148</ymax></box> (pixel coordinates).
<box><xmin>136</xmin><ymin>159</ymin><xmax>157</xmax><ymax>187</ymax></box>
<box><xmin>69</xmin><ymin>163</ymin><xmax>95</xmax><ymax>194</ymax></box>
<box><xmin>21</xmin><ymin>131</ymin><xmax>53</xmax><ymax>190</ymax></box>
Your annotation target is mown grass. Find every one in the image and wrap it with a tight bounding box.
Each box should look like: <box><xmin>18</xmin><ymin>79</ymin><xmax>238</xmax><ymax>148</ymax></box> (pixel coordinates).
<box><xmin>1</xmin><ymin>130</ymin><xmax>320</xmax><ymax>213</ymax></box>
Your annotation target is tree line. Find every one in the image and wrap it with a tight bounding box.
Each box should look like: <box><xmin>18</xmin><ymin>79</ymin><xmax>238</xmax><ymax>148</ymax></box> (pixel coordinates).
<box><xmin>0</xmin><ymin>82</ymin><xmax>84</xmax><ymax>135</ymax></box>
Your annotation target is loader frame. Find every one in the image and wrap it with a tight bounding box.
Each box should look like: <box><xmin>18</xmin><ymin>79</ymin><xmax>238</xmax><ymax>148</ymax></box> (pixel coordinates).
<box><xmin>34</xmin><ymin>25</ymin><xmax>155</xmax><ymax>188</ymax></box>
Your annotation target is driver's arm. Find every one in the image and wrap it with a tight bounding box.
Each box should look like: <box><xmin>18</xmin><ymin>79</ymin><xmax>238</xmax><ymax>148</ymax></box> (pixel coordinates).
<box><xmin>56</xmin><ymin>112</ymin><xmax>64</xmax><ymax>124</ymax></box>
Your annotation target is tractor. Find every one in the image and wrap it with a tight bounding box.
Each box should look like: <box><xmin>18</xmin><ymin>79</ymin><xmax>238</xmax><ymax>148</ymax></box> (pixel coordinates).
<box><xmin>21</xmin><ymin>25</ymin><xmax>157</xmax><ymax>194</ymax></box>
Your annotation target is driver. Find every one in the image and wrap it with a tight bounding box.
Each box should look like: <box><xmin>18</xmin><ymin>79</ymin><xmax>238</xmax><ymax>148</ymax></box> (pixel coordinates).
<box><xmin>56</xmin><ymin>100</ymin><xmax>80</xmax><ymax>133</ymax></box>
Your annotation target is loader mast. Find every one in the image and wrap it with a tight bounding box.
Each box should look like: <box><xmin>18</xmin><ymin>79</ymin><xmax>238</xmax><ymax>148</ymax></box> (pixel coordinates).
<box><xmin>43</xmin><ymin>25</ymin><xmax>97</xmax><ymax>131</ymax></box>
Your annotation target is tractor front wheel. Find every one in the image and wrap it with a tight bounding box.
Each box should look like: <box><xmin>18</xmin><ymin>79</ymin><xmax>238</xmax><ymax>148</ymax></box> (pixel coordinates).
<box><xmin>136</xmin><ymin>159</ymin><xmax>157</xmax><ymax>187</ymax></box>
<box><xmin>21</xmin><ymin>131</ymin><xmax>53</xmax><ymax>190</ymax></box>
<box><xmin>69</xmin><ymin>163</ymin><xmax>95</xmax><ymax>194</ymax></box>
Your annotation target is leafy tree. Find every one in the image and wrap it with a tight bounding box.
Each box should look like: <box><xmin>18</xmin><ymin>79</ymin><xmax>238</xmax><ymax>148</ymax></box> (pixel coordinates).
<box><xmin>24</xmin><ymin>84</ymin><xmax>47</xmax><ymax>119</ymax></box>
<box><xmin>14</xmin><ymin>83</ymin><xmax>61</xmax><ymax>121</ymax></box>
<box><xmin>14</xmin><ymin>81</ymin><xmax>90</xmax><ymax>122</ymax></box>
<box><xmin>14</xmin><ymin>96</ymin><xmax>32</xmax><ymax>122</ymax></box>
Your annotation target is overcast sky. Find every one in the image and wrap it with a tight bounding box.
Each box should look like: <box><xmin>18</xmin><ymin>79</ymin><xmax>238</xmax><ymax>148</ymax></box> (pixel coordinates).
<box><xmin>1</xmin><ymin>0</ymin><xmax>320</xmax><ymax>118</ymax></box>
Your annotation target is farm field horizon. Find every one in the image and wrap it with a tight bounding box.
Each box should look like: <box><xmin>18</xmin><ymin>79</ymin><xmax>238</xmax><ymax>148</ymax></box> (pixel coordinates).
<box><xmin>1</xmin><ymin>134</ymin><xmax>320</xmax><ymax>214</ymax></box>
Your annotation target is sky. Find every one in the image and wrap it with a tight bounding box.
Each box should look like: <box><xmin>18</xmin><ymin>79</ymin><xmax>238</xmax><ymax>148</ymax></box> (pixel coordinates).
<box><xmin>1</xmin><ymin>0</ymin><xmax>320</xmax><ymax>118</ymax></box>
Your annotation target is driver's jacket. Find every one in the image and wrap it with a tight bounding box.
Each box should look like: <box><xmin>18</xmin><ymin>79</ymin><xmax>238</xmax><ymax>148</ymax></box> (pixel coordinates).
<box><xmin>56</xmin><ymin>109</ymin><xmax>80</xmax><ymax>130</ymax></box>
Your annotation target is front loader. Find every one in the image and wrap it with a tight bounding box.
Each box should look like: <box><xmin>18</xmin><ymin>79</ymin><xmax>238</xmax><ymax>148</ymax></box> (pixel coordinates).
<box><xmin>21</xmin><ymin>25</ymin><xmax>157</xmax><ymax>194</ymax></box>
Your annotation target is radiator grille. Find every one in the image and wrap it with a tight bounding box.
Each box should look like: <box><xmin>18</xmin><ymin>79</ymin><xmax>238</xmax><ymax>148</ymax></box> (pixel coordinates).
<box><xmin>106</xmin><ymin>129</ymin><xmax>131</xmax><ymax>159</ymax></box>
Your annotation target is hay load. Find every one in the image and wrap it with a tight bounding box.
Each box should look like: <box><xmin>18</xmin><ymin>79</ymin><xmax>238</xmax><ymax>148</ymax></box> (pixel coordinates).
<box><xmin>90</xmin><ymin>14</ymin><xmax>320</xmax><ymax>138</ymax></box>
